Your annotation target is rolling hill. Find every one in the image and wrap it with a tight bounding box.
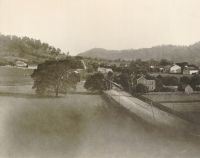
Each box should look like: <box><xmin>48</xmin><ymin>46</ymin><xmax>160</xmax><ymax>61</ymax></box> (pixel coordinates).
<box><xmin>78</xmin><ymin>42</ymin><xmax>200</xmax><ymax>65</ymax></box>
<box><xmin>0</xmin><ymin>34</ymin><xmax>66</xmax><ymax>65</ymax></box>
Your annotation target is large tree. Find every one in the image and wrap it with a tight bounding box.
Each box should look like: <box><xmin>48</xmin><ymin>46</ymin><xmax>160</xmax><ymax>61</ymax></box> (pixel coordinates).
<box><xmin>190</xmin><ymin>75</ymin><xmax>200</xmax><ymax>90</ymax></box>
<box><xmin>119</xmin><ymin>72</ymin><xmax>130</xmax><ymax>91</ymax></box>
<box><xmin>31</xmin><ymin>57</ymin><xmax>82</xmax><ymax>96</ymax></box>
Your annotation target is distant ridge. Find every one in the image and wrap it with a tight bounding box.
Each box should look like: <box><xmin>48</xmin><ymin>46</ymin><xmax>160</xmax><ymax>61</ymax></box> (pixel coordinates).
<box><xmin>78</xmin><ymin>42</ymin><xmax>200</xmax><ymax>65</ymax></box>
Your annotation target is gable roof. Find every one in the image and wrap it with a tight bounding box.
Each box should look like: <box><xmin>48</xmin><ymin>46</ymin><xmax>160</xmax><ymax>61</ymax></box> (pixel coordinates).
<box><xmin>137</xmin><ymin>75</ymin><xmax>155</xmax><ymax>81</ymax></box>
<box><xmin>170</xmin><ymin>64</ymin><xmax>181</xmax><ymax>69</ymax></box>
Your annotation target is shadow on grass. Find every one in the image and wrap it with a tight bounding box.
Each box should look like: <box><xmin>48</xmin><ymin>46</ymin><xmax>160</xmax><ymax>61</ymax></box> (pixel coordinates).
<box><xmin>4</xmin><ymin>103</ymin><xmax>86</xmax><ymax>157</ymax></box>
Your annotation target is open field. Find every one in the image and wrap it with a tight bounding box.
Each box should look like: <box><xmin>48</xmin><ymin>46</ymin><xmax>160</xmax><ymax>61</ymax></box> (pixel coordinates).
<box><xmin>163</xmin><ymin>102</ymin><xmax>200</xmax><ymax>112</ymax></box>
<box><xmin>143</xmin><ymin>93</ymin><xmax>200</xmax><ymax>124</ymax></box>
<box><xmin>0</xmin><ymin>66</ymin><xmax>33</xmax><ymax>86</ymax></box>
<box><xmin>163</xmin><ymin>102</ymin><xmax>200</xmax><ymax>124</ymax></box>
<box><xmin>0</xmin><ymin>66</ymin><xmax>34</xmax><ymax>95</ymax></box>
<box><xmin>1</xmin><ymin>91</ymin><xmax>200</xmax><ymax>158</ymax></box>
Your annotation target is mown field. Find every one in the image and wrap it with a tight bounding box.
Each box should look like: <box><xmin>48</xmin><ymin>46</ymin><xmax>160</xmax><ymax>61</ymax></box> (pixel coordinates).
<box><xmin>143</xmin><ymin>93</ymin><xmax>200</xmax><ymax>102</ymax></box>
<box><xmin>1</xmin><ymin>91</ymin><xmax>200</xmax><ymax>158</ymax></box>
<box><xmin>0</xmin><ymin>66</ymin><xmax>33</xmax><ymax>86</ymax></box>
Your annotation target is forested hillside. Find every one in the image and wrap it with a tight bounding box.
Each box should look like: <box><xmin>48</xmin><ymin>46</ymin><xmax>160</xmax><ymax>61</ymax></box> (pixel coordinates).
<box><xmin>0</xmin><ymin>34</ymin><xmax>65</xmax><ymax>65</ymax></box>
<box><xmin>78</xmin><ymin>42</ymin><xmax>200</xmax><ymax>65</ymax></box>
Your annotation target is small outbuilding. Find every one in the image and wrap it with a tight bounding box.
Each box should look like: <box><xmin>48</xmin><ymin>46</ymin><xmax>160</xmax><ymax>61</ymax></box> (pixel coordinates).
<box><xmin>183</xmin><ymin>65</ymin><xmax>199</xmax><ymax>75</ymax></box>
<box><xmin>97</xmin><ymin>67</ymin><xmax>113</xmax><ymax>74</ymax></box>
<box><xmin>184</xmin><ymin>85</ymin><xmax>193</xmax><ymax>95</ymax></box>
<box><xmin>15</xmin><ymin>60</ymin><xmax>28</xmax><ymax>67</ymax></box>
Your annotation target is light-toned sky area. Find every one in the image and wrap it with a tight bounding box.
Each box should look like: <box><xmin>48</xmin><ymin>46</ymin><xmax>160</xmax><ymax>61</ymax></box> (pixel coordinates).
<box><xmin>0</xmin><ymin>0</ymin><xmax>200</xmax><ymax>55</ymax></box>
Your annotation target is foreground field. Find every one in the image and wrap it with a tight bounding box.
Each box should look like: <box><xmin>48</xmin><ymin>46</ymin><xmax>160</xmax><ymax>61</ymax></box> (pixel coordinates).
<box><xmin>0</xmin><ymin>93</ymin><xmax>200</xmax><ymax>158</ymax></box>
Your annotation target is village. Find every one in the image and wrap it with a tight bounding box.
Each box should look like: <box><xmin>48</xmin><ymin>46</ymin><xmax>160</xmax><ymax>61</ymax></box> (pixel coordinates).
<box><xmin>84</xmin><ymin>58</ymin><xmax>200</xmax><ymax>124</ymax></box>
<box><xmin>86</xmin><ymin>59</ymin><xmax>200</xmax><ymax>93</ymax></box>
<box><xmin>1</xmin><ymin>27</ymin><xmax>200</xmax><ymax>158</ymax></box>
<box><xmin>3</xmin><ymin>57</ymin><xmax>200</xmax><ymax>125</ymax></box>
<box><xmin>7</xmin><ymin>57</ymin><xmax>200</xmax><ymax>95</ymax></box>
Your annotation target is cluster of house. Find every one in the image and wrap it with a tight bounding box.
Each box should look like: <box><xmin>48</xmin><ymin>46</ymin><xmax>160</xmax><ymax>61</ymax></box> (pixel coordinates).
<box><xmin>159</xmin><ymin>62</ymin><xmax>199</xmax><ymax>75</ymax></box>
<box><xmin>97</xmin><ymin>67</ymin><xmax>156</xmax><ymax>92</ymax></box>
<box><xmin>97</xmin><ymin>66</ymin><xmax>197</xmax><ymax>94</ymax></box>
<box><xmin>136</xmin><ymin>75</ymin><xmax>195</xmax><ymax>94</ymax></box>
<box><xmin>169</xmin><ymin>63</ymin><xmax>199</xmax><ymax>75</ymax></box>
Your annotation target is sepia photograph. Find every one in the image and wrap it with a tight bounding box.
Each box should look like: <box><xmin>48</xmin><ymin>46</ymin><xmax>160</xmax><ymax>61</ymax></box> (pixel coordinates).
<box><xmin>0</xmin><ymin>0</ymin><xmax>200</xmax><ymax>157</ymax></box>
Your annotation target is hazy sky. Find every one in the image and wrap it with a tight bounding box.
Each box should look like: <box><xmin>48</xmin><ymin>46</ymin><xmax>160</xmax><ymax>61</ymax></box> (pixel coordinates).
<box><xmin>1</xmin><ymin>0</ymin><xmax>200</xmax><ymax>55</ymax></box>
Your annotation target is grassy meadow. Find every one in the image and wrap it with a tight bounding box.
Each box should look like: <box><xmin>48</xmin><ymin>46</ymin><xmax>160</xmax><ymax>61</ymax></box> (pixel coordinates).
<box><xmin>0</xmin><ymin>66</ymin><xmax>33</xmax><ymax>86</ymax></box>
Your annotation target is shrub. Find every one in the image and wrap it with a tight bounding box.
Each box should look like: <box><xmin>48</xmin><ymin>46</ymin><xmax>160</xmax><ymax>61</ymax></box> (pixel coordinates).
<box><xmin>84</xmin><ymin>72</ymin><xmax>106</xmax><ymax>91</ymax></box>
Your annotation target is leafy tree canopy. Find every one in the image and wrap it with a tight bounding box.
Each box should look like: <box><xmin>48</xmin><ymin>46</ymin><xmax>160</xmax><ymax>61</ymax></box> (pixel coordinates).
<box><xmin>129</xmin><ymin>59</ymin><xmax>149</xmax><ymax>75</ymax></box>
<box><xmin>84</xmin><ymin>72</ymin><xmax>106</xmax><ymax>92</ymax></box>
<box><xmin>31</xmin><ymin>57</ymin><xmax>82</xmax><ymax>96</ymax></box>
<box><xmin>0</xmin><ymin>34</ymin><xmax>64</xmax><ymax>65</ymax></box>
<box><xmin>190</xmin><ymin>75</ymin><xmax>200</xmax><ymax>89</ymax></box>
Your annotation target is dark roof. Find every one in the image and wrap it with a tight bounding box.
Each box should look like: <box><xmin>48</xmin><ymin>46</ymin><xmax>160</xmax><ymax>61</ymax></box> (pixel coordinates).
<box><xmin>176</xmin><ymin>62</ymin><xmax>188</xmax><ymax>67</ymax></box>
<box><xmin>187</xmin><ymin>64</ymin><xmax>199</xmax><ymax>69</ymax></box>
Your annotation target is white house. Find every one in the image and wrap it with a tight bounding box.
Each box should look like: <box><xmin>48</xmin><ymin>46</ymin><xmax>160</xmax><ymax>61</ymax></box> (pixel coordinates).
<box><xmin>183</xmin><ymin>65</ymin><xmax>199</xmax><ymax>75</ymax></box>
<box><xmin>15</xmin><ymin>61</ymin><xmax>28</xmax><ymax>67</ymax></box>
<box><xmin>170</xmin><ymin>64</ymin><xmax>181</xmax><ymax>74</ymax></box>
<box><xmin>28</xmin><ymin>65</ymin><xmax>38</xmax><ymax>69</ymax></box>
<box><xmin>97</xmin><ymin>67</ymin><xmax>113</xmax><ymax>74</ymax></box>
<box><xmin>137</xmin><ymin>75</ymin><xmax>156</xmax><ymax>91</ymax></box>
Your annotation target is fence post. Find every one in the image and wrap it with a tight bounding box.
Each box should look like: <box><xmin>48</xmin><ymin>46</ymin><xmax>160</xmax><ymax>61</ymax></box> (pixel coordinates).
<box><xmin>150</xmin><ymin>101</ymin><xmax>155</xmax><ymax>120</ymax></box>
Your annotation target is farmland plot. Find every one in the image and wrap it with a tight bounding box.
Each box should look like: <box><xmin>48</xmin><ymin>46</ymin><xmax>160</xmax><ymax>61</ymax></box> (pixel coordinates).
<box><xmin>143</xmin><ymin>93</ymin><xmax>200</xmax><ymax>102</ymax></box>
<box><xmin>143</xmin><ymin>93</ymin><xmax>200</xmax><ymax>124</ymax></box>
<box><xmin>0</xmin><ymin>66</ymin><xmax>33</xmax><ymax>86</ymax></box>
